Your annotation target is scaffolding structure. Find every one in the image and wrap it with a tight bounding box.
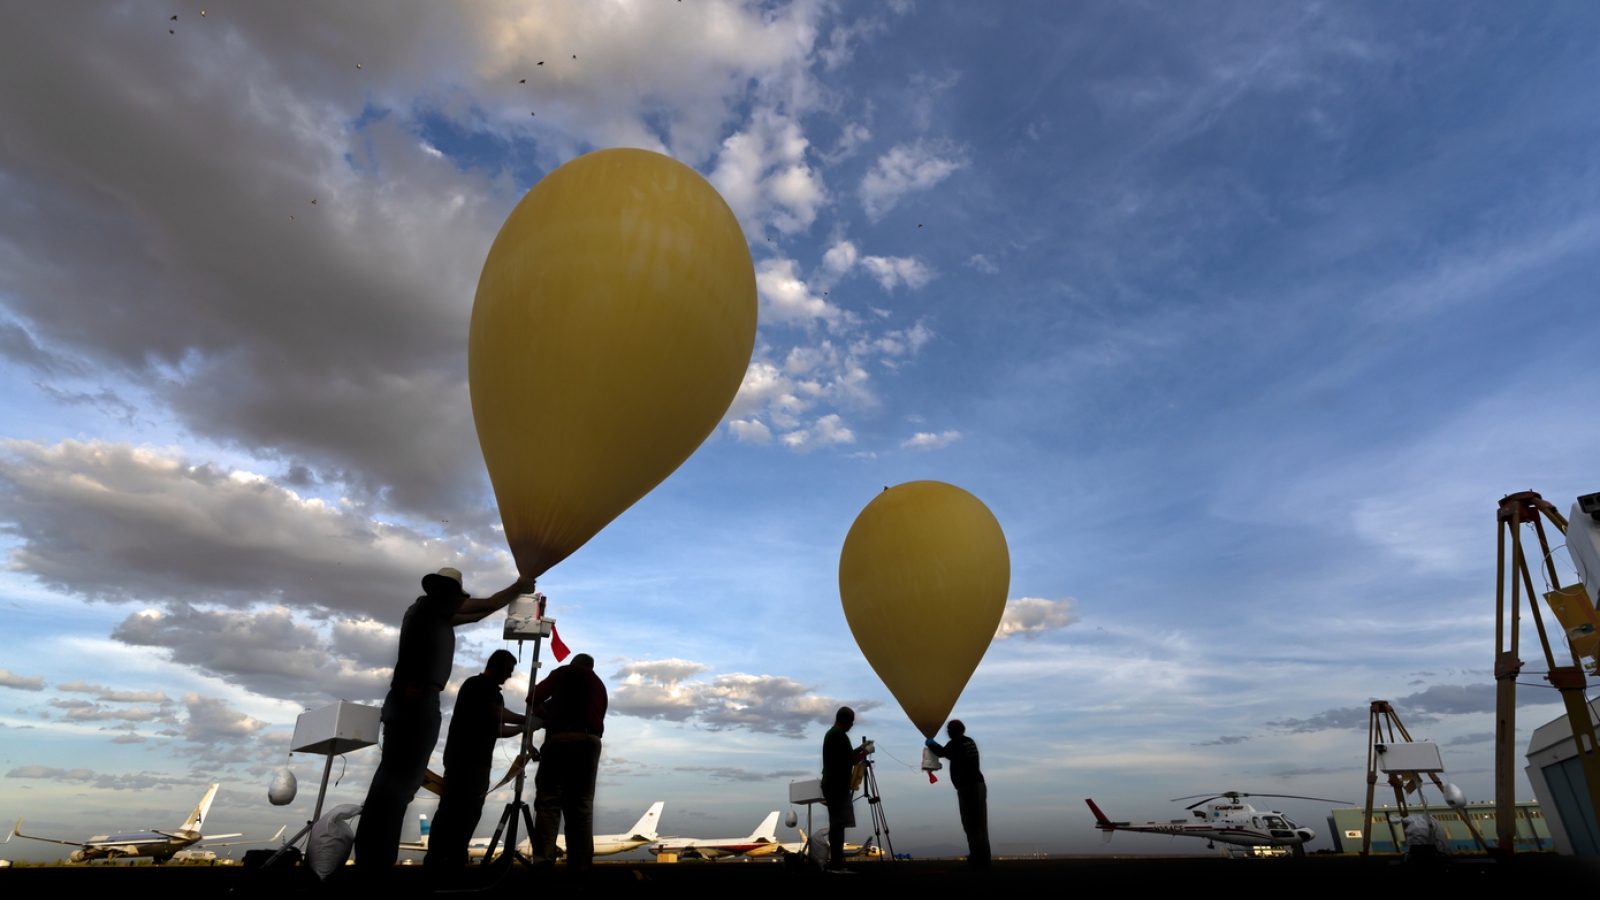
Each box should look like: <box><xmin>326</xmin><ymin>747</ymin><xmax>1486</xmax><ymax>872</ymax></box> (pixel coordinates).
<box><xmin>1492</xmin><ymin>491</ymin><xmax>1600</xmax><ymax>855</ymax></box>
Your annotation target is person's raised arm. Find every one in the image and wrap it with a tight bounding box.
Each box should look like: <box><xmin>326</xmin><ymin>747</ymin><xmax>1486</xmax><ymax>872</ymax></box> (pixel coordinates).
<box><xmin>500</xmin><ymin>706</ymin><xmax>526</xmax><ymax>727</ymax></box>
<box><xmin>453</xmin><ymin>575</ymin><xmax>536</xmax><ymax>625</ymax></box>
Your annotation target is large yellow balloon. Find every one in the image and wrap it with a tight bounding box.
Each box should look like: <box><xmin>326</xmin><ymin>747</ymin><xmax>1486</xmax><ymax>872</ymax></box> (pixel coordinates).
<box><xmin>839</xmin><ymin>481</ymin><xmax>1010</xmax><ymax>737</ymax></box>
<box><xmin>470</xmin><ymin>148</ymin><xmax>757</xmax><ymax>577</ymax></box>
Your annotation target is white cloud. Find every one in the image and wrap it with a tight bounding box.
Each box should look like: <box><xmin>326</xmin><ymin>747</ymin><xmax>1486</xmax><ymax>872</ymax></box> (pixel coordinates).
<box><xmin>966</xmin><ymin>254</ymin><xmax>999</xmax><ymax>274</ymax></box>
<box><xmin>821</xmin><ymin>239</ymin><xmax>859</xmax><ymax>275</ymax></box>
<box><xmin>111</xmin><ymin>605</ymin><xmax>396</xmax><ymax>703</ymax></box>
<box><xmin>859</xmin><ymin>140</ymin><xmax>967</xmax><ymax>220</ymax></box>
<box><xmin>782</xmin><ymin>414</ymin><xmax>857</xmax><ymax>452</ymax></box>
<box><xmin>901</xmin><ymin>430</ymin><xmax>962</xmax><ymax>451</ymax></box>
<box><xmin>710</xmin><ymin>111</ymin><xmax>828</xmax><ymax>236</ymax></box>
<box><xmin>993</xmin><ymin>597</ymin><xmax>1081</xmax><ymax>640</ymax></box>
<box><xmin>0</xmin><ymin>669</ymin><xmax>44</xmax><ymax>691</ymax></box>
<box><xmin>755</xmin><ymin>258</ymin><xmax>842</xmax><ymax>326</ymax></box>
<box><xmin>0</xmin><ymin>439</ymin><xmax>514</xmax><ymax>619</ymax></box>
<box><xmin>860</xmin><ymin>255</ymin><xmax>933</xmax><ymax>291</ymax></box>
<box><xmin>609</xmin><ymin>658</ymin><xmax>880</xmax><ymax>738</ymax></box>
<box><xmin>55</xmin><ymin>682</ymin><xmax>171</xmax><ymax>703</ymax></box>
<box><xmin>727</xmin><ymin>419</ymin><xmax>773</xmax><ymax>444</ymax></box>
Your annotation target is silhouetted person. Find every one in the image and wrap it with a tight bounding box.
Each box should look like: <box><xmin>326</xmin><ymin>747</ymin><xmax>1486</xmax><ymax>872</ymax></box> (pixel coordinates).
<box><xmin>926</xmin><ymin>719</ymin><xmax>989</xmax><ymax>870</ymax></box>
<box><xmin>821</xmin><ymin>706</ymin><xmax>867</xmax><ymax>872</ymax></box>
<box><xmin>529</xmin><ymin>652</ymin><xmax>607</xmax><ymax>873</ymax></box>
<box><xmin>424</xmin><ymin>650</ymin><xmax>526</xmax><ymax>878</ymax></box>
<box><xmin>355</xmin><ymin>567</ymin><xmax>531</xmax><ymax>872</ymax></box>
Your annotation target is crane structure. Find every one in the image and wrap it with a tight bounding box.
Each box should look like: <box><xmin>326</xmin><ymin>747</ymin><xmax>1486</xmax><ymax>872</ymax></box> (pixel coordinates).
<box><xmin>1492</xmin><ymin>491</ymin><xmax>1600</xmax><ymax>856</ymax></box>
<box><xmin>1359</xmin><ymin>700</ymin><xmax>1487</xmax><ymax>855</ymax></box>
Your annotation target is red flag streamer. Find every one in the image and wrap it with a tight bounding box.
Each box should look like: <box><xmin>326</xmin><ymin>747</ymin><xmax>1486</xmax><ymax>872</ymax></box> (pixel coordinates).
<box><xmin>549</xmin><ymin>624</ymin><xmax>571</xmax><ymax>662</ymax></box>
<box><xmin>927</xmin><ymin>771</ymin><xmax>938</xmax><ymax>784</ymax></box>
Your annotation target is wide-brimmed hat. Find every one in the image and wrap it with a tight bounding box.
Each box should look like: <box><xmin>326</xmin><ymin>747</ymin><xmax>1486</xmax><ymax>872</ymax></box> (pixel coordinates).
<box><xmin>422</xmin><ymin>566</ymin><xmax>467</xmax><ymax>597</ymax></box>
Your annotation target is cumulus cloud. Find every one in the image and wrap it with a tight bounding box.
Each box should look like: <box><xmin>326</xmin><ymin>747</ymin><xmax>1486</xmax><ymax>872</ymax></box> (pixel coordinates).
<box><xmin>0</xmin><ymin>669</ymin><xmax>44</xmax><ymax>691</ymax></box>
<box><xmin>111</xmin><ymin>605</ymin><xmax>395</xmax><ymax>702</ymax></box>
<box><xmin>860</xmin><ymin>255</ymin><xmax>933</xmax><ymax>292</ymax></box>
<box><xmin>710</xmin><ymin>111</ymin><xmax>828</xmax><ymax>236</ymax></box>
<box><xmin>0</xmin><ymin>1</ymin><xmax>838</xmax><ymax>532</ymax></box>
<box><xmin>781</xmin><ymin>414</ymin><xmax>856</xmax><ymax>452</ymax></box>
<box><xmin>1195</xmin><ymin>735</ymin><xmax>1251</xmax><ymax>746</ymax></box>
<box><xmin>180</xmin><ymin>693</ymin><xmax>268</xmax><ymax>743</ymax></box>
<box><xmin>610</xmin><ymin>658</ymin><xmax>880</xmax><ymax>738</ymax></box>
<box><xmin>49</xmin><ymin>699</ymin><xmax>173</xmax><ymax>724</ymax></box>
<box><xmin>1447</xmin><ymin>732</ymin><xmax>1495</xmax><ymax>746</ymax></box>
<box><xmin>993</xmin><ymin>598</ymin><xmax>1081</xmax><ymax>640</ymax></box>
<box><xmin>756</xmin><ymin>258</ymin><xmax>843</xmax><ymax>326</ymax></box>
<box><xmin>6</xmin><ymin>765</ymin><xmax>94</xmax><ymax>782</ymax></box>
<box><xmin>0</xmin><ymin>440</ymin><xmax>512</xmax><ymax>619</ymax></box>
<box><xmin>901</xmin><ymin>430</ymin><xmax>962</xmax><ymax>451</ymax></box>
<box><xmin>859</xmin><ymin>140</ymin><xmax>968</xmax><ymax>220</ymax></box>
<box><xmin>1266</xmin><ymin>684</ymin><xmax>1496</xmax><ymax>734</ymax></box>
<box><xmin>727</xmin><ymin>419</ymin><xmax>774</xmax><ymax>445</ymax></box>
<box><xmin>676</xmin><ymin>766</ymin><xmax>813</xmax><ymax>782</ymax></box>
<box><xmin>56</xmin><ymin>681</ymin><xmax>171</xmax><ymax>703</ymax></box>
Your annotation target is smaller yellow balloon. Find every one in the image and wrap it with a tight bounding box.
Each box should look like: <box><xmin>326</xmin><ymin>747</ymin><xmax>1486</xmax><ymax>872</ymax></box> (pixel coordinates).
<box><xmin>838</xmin><ymin>481</ymin><xmax>1010</xmax><ymax>738</ymax></box>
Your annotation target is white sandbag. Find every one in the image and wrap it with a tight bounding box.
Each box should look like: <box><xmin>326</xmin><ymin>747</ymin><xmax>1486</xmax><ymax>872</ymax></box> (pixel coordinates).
<box><xmin>805</xmin><ymin>826</ymin><xmax>829</xmax><ymax>866</ymax></box>
<box><xmin>268</xmin><ymin>767</ymin><xmax>297</xmax><ymax>806</ymax></box>
<box><xmin>308</xmin><ymin>803</ymin><xmax>362</xmax><ymax>880</ymax></box>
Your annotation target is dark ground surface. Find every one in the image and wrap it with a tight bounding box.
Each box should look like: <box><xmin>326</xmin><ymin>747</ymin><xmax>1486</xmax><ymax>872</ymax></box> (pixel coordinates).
<box><xmin>4</xmin><ymin>855</ymin><xmax>1599</xmax><ymax>896</ymax></box>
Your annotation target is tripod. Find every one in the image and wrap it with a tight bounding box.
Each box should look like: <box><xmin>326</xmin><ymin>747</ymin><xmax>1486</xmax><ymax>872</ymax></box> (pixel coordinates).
<box><xmin>478</xmin><ymin>593</ymin><xmax>549</xmax><ymax>868</ymax></box>
<box><xmin>856</xmin><ymin>749</ymin><xmax>895</xmax><ymax>863</ymax></box>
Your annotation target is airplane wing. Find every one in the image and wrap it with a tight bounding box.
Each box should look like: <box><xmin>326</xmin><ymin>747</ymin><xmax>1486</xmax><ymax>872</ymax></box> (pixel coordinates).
<box><xmin>7</xmin><ymin>818</ymin><xmax>88</xmax><ymax>848</ymax></box>
<box><xmin>201</xmin><ymin>826</ymin><xmax>284</xmax><ymax>848</ymax></box>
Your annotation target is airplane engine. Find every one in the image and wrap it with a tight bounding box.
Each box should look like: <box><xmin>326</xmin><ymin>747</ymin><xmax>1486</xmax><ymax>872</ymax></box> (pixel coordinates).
<box><xmin>68</xmin><ymin>849</ymin><xmax>88</xmax><ymax>863</ymax></box>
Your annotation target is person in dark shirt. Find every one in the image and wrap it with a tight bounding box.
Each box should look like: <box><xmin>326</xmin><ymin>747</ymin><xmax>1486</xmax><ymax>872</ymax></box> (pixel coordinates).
<box><xmin>354</xmin><ymin>567</ymin><xmax>532</xmax><ymax>873</ymax></box>
<box><xmin>821</xmin><ymin>706</ymin><xmax>867</xmax><ymax>872</ymax></box>
<box><xmin>528</xmin><ymin>652</ymin><xmax>608</xmax><ymax>873</ymax></box>
<box><xmin>926</xmin><ymin>719</ymin><xmax>990</xmax><ymax>870</ymax></box>
<box><xmin>424</xmin><ymin>650</ymin><xmax>526</xmax><ymax>877</ymax></box>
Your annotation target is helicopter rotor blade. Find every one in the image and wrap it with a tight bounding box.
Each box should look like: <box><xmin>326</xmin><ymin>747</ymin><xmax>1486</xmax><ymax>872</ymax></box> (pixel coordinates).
<box><xmin>1182</xmin><ymin>796</ymin><xmax>1226</xmax><ymax>810</ymax></box>
<box><xmin>1170</xmin><ymin>793</ymin><xmax>1233</xmax><ymax>802</ymax></box>
<box><xmin>1240</xmin><ymin>793</ymin><xmax>1353</xmax><ymax>805</ymax></box>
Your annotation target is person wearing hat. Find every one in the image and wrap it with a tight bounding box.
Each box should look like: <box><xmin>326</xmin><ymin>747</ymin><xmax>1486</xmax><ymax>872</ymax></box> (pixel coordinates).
<box><xmin>354</xmin><ymin>567</ymin><xmax>533</xmax><ymax>873</ymax></box>
<box><xmin>925</xmin><ymin>719</ymin><xmax>989</xmax><ymax>870</ymax></box>
<box><xmin>424</xmin><ymin>649</ymin><xmax>526</xmax><ymax>879</ymax></box>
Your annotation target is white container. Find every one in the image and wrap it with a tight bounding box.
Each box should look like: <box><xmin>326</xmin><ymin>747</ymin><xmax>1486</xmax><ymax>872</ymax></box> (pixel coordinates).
<box><xmin>291</xmin><ymin>701</ymin><xmax>381</xmax><ymax>755</ymax></box>
<box><xmin>789</xmin><ymin>779</ymin><xmax>825</xmax><ymax>804</ymax></box>
<box><xmin>1374</xmin><ymin>741</ymin><xmax>1444</xmax><ymax>773</ymax></box>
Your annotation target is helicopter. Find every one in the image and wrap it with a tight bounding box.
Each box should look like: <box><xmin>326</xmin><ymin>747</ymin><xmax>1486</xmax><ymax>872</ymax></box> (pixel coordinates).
<box><xmin>1086</xmin><ymin>791</ymin><xmax>1349</xmax><ymax>857</ymax></box>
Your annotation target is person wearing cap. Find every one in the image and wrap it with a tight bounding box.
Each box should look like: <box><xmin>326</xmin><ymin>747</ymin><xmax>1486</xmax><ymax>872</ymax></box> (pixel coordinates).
<box><xmin>925</xmin><ymin>719</ymin><xmax>989</xmax><ymax>870</ymax></box>
<box><xmin>354</xmin><ymin>567</ymin><xmax>533</xmax><ymax>872</ymax></box>
<box><xmin>527</xmin><ymin>652</ymin><xmax>607</xmax><ymax>873</ymax></box>
<box><xmin>424</xmin><ymin>649</ymin><xmax>527</xmax><ymax>879</ymax></box>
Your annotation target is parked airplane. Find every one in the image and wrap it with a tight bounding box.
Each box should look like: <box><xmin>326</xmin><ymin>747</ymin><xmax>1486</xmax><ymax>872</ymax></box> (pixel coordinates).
<box><xmin>646</xmin><ymin>811</ymin><xmax>781</xmax><ymax>860</ymax></box>
<box><xmin>401</xmin><ymin>802</ymin><xmax>665</xmax><ymax>860</ymax></box>
<box><xmin>744</xmin><ymin>829</ymin><xmax>882</xmax><ymax>859</ymax></box>
<box><xmin>5</xmin><ymin>784</ymin><xmax>277</xmax><ymax>863</ymax></box>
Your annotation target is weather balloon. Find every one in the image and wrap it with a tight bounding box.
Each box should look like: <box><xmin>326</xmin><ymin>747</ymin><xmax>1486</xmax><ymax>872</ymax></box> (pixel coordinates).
<box><xmin>838</xmin><ymin>481</ymin><xmax>1010</xmax><ymax>737</ymax></box>
<box><xmin>470</xmin><ymin>148</ymin><xmax>757</xmax><ymax>577</ymax></box>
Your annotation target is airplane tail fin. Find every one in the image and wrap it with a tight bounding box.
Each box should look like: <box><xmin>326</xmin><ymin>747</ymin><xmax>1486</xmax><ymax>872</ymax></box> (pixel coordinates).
<box><xmin>419</xmin><ymin>814</ymin><xmax>430</xmax><ymax>838</ymax></box>
<box><xmin>750</xmin><ymin>811</ymin><xmax>780</xmax><ymax>842</ymax></box>
<box><xmin>1085</xmin><ymin>799</ymin><xmax>1113</xmax><ymax>827</ymax></box>
<box><xmin>627</xmin><ymin>802</ymin><xmax>665</xmax><ymax>840</ymax></box>
<box><xmin>181</xmin><ymin>784</ymin><xmax>221</xmax><ymax>833</ymax></box>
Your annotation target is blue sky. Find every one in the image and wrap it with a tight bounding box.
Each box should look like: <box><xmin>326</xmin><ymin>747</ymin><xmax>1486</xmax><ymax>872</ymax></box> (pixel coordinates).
<box><xmin>1</xmin><ymin>1</ymin><xmax>1598</xmax><ymax>859</ymax></box>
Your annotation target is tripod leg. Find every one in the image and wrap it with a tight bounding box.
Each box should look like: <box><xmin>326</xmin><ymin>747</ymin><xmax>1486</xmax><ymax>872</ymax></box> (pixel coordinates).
<box><xmin>479</xmin><ymin>803</ymin><xmax>515</xmax><ymax>867</ymax></box>
<box><xmin>517</xmin><ymin>802</ymin><xmax>537</xmax><ymax>865</ymax></box>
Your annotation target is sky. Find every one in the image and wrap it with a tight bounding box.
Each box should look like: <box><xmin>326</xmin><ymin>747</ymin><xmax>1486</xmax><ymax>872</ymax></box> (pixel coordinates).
<box><xmin>2</xmin><ymin>0</ymin><xmax>1599</xmax><ymax>860</ymax></box>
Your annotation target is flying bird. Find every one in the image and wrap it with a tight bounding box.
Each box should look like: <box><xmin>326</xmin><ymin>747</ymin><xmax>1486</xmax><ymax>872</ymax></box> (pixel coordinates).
<box><xmin>531</xmin><ymin>112</ymin><xmax>536</xmax><ymax>116</ymax></box>
<box><xmin>519</xmin><ymin>78</ymin><xmax>526</xmax><ymax>83</ymax></box>
<box><xmin>169</xmin><ymin>29</ymin><xmax>174</xmax><ymax>33</ymax></box>
<box><xmin>356</xmin><ymin>63</ymin><xmax>362</xmax><ymax>69</ymax></box>
<box><xmin>170</xmin><ymin>15</ymin><xmax>177</xmax><ymax>20</ymax></box>
<box><xmin>538</xmin><ymin>61</ymin><xmax>544</xmax><ymax>66</ymax></box>
<box><xmin>311</xmin><ymin>199</ymin><xmax>317</xmax><ymax>204</ymax></box>
<box><xmin>289</xmin><ymin>215</ymin><xmax>294</xmax><ymax>220</ymax></box>
<box><xmin>918</xmin><ymin>224</ymin><xmax>923</xmax><ymax>228</ymax></box>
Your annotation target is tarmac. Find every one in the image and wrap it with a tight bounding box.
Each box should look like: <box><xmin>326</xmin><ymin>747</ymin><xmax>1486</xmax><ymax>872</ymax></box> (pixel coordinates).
<box><xmin>4</xmin><ymin>855</ymin><xmax>1600</xmax><ymax>896</ymax></box>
